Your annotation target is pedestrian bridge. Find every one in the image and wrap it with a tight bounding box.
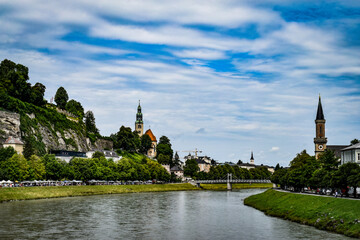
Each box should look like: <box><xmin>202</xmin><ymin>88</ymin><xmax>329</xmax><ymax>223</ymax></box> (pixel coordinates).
<box><xmin>193</xmin><ymin>174</ymin><xmax>272</xmax><ymax>190</ymax></box>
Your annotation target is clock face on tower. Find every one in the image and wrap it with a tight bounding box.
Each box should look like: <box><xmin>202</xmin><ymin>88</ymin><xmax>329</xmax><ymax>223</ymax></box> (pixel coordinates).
<box><xmin>318</xmin><ymin>145</ymin><xmax>323</xmax><ymax>150</ymax></box>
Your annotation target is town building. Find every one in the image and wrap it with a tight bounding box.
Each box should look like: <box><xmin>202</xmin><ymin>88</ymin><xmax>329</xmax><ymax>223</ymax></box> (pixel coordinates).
<box><xmin>3</xmin><ymin>136</ymin><xmax>24</xmax><ymax>154</ymax></box>
<box><xmin>86</xmin><ymin>150</ymin><xmax>122</xmax><ymax>161</ymax></box>
<box><xmin>50</xmin><ymin>150</ymin><xmax>87</xmax><ymax>162</ymax></box>
<box><xmin>145</xmin><ymin>129</ymin><xmax>157</xmax><ymax>158</ymax></box>
<box><xmin>184</xmin><ymin>154</ymin><xmax>212</xmax><ymax>173</ymax></box>
<box><xmin>170</xmin><ymin>165</ymin><xmax>184</xmax><ymax>179</ymax></box>
<box><xmin>238</xmin><ymin>152</ymin><xmax>275</xmax><ymax>173</ymax></box>
<box><xmin>340</xmin><ymin>143</ymin><xmax>360</xmax><ymax>165</ymax></box>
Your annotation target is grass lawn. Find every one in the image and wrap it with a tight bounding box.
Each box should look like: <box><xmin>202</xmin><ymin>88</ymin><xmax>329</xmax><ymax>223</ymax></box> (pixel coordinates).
<box><xmin>244</xmin><ymin>189</ymin><xmax>360</xmax><ymax>238</ymax></box>
<box><xmin>0</xmin><ymin>183</ymin><xmax>199</xmax><ymax>202</ymax></box>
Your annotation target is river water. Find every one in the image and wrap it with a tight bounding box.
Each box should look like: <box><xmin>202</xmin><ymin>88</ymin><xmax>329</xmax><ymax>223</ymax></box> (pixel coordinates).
<box><xmin>0</xmin><ymin>189</ymin><xmax>350</xmax><ymax>239</ymax></box>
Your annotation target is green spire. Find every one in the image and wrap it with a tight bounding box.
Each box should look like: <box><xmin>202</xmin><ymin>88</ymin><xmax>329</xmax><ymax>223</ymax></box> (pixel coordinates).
<box><xmin>136</xmin><ymin>100</ymin><xmax>143</xmax><ymax>124</ymax></box>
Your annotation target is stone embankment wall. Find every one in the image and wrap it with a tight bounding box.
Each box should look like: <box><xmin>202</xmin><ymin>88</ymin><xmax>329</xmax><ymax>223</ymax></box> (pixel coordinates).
<box><xmin>0</xmin><ymin>110</ymin><xmax>113</xmax><ymax>152</ymax></box>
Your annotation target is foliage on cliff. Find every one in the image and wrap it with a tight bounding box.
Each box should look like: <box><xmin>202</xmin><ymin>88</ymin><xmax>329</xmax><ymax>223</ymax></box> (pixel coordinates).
<box><xmin>244</xmin><ymin>189</ymin><xmax>360</xmax><ymax>238</ymax></box>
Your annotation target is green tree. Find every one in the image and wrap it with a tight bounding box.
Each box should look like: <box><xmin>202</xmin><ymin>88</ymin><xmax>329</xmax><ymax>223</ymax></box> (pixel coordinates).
<box><xmin>92</xmin><ymin>151</ymin><xmax>105</xmax><ymax>159</ymax></box>
<box><xmin>347</xmin><ymin>165</ymin><xmax>360</xmax><ymax>197</ymax></box>
<box><xmin>140</xmin><ymin>134</ymin><xmax>152</xmax><ymax>154</ymax></box>
<box><xmin>30</xmin><ymin>82</ymin><xmax>46</xmax><ymax>106</ymax></box>
<box><xmin>65</xmin><ymin>99</ymin><xmax>84</xmax><ymax>119</ymax></box>
<box><xmin>271</xmin><ymin>168</ymin><xmax>287</xmax><ymax>189</ymax></box>
<box><xmin>351</xmin><ymin>139</ymin><xmax>359</xmax><ymax>145</ymax></box>
<box><xmin>0</xmin><ymin>146</ymin><xmax>16</xmax><ymax>162</ymax></box>
<box><xmin>184</xmin><ymin>159</ymin><xmax>199</xmax><ymax>177</ymax></box>
<box><xmin>3</xmin><ymin>154</ymin><xmax>29</xmax><ymax>181</ymax></box>
<box><xmin>157</xmin><ymin>153</ymin><xmax>171</xmax><ymax>165</ymax></box>
<box><xmin>237</xmin><ymin>159</ymin><xmax>243</xmax><ymax>165</ymax></box>
<box><xmin>114</xmin><ymin>126</ymin><xmax>139</xmax><ymax>152</ymax></box>
<box><xmin>318</xmin><ymin>149</ymin><xmax>339</xmax><ymax>171</ymax></box>
<box><xmin>331</xmin><ymin>163</ymin><xmax>359</xmax><ymax>196</ymax></box>
<box><xmin>43</xmin><ymin>154</ymin><xmax>66</xmax><ymax>180</ymax></box>
<box><xmin>85</xmin><ymin>110</ymin><xmax>99</xmax><ymax>134</ymax></box>
<box><xmin>156</xmin><ymin>136</ymin><xmax>174</xmax><ymax>165</ymax></box>
<box><xmin>23</xmin><ymin>139</ymin><xmax>35</xmax><ymax>160</ymax></box>
<box><xmin>54</xmin><ymin>86</ymin><xmax>69</xmax><ymax>109</ymax></box>
<box><xmin>286</xmin><ymin>150</ymin><xmax>319</xmax><ymax>191</ymax></box>
<box><xmin>28</xmin><ymin>155</ymin><xmax>46</xmax><ymax>180</ymax></box>
<box><xmin>0</xmin><ymin>59</ymin><xmax>31</xmax><ymax>102</ymax></box>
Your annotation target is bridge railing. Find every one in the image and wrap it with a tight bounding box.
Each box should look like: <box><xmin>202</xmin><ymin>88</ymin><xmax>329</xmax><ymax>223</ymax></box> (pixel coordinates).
<box><xmin>194</xmin><ymin>179</ymin><xmax>271</xmax><ymax>184</ymax></box>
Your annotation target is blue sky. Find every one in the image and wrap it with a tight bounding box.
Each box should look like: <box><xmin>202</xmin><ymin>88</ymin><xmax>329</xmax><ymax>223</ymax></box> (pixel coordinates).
<box><xmin>1</xmin><ymin>0</ymin><xmax>360</xmax><ymax>166</ymax></box>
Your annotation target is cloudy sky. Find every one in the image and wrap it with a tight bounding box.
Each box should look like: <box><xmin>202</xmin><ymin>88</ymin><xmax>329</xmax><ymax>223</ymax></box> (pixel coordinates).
<box><xmin>1</xmin><ymin>0</ymin><xmax>360</xmax><ymax>166</ymax></box>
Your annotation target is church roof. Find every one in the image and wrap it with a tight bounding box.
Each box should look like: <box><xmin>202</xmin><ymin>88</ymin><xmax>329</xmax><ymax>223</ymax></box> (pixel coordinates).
<box><xmin>4</xmin><ymin>136</ymin><xmax>23</xmax><ymax>145</ymax></box>
<box><xmin>316</xmin><ymin>95</ymin><xmax>325</xmax><ymax>120</ymax></box>
<box><xmin>250</xmin><ymin>151</ymin><xmax>254</xmax><ymax>160</ymax></box>
<box><xmin>145</xmin><ymin>129</ymin><xmax>157</xmax><ymax>142</ymax></box>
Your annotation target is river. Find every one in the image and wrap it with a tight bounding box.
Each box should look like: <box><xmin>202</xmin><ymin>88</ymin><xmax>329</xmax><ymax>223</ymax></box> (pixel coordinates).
<box><xmin>0</xmin><ymin>189</ymin><xmax>350</xmax><ymax>239</ymax></box>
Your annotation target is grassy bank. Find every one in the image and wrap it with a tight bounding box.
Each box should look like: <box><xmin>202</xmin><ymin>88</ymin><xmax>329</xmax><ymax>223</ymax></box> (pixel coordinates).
<box><xmin>201</xmin><ymin>183</ymin><xmax>273</xmax><ymax>190</ymax></box>
<box><xmin>244</xmin><ymin>189</ymin><xmax>360</xmax><ymax>238</ymax></box>
<box><xmin>0</xmin><ymin>183</ymin><xmax>198</xmax><ymax>202</ymax></box>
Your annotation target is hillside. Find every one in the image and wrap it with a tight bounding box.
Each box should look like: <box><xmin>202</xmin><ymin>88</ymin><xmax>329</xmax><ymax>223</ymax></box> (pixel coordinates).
<box><xmin>0</xmin><ymin>93</ymin><xmax>111</xmax><ymax>155</ymax></box>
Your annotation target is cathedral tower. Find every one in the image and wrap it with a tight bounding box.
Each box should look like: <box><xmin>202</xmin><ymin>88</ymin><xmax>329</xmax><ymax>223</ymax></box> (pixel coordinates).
<box><xmin>314</xmin><ymin>95</ymin><xmax>327</xmax><ymax>159</ymax></box>
<box><xmin>135</xmin><ymin>100</ymin><xmax>144</xmax><ymax>136</ymax></box>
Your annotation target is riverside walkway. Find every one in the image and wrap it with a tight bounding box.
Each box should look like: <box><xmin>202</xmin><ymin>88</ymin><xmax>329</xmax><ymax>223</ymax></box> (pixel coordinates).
<box><xmin>275</xmin><ymin>189</ymin><xmax>360</xmax><ymax>201</ymax></box>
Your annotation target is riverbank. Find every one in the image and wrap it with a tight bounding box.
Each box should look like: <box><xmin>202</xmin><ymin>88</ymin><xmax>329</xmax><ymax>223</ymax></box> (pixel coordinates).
<box><xmin>244</xmin><ymin>189</ymin><xmax>360</xmax><ymax>238</ymax></box>
<box><xmin>201</xmin><ymin>183</ymin><xmax>273</xmax><ymax>190</ymax></box>
<box><xmin>0</xmin><ymin>182</ymin><xmax>273</xmax><ymax>202</ymax></box>
<box><xmin>0</xmin><ymin>183</ymin><xmax>199</xmax><ymax>202</ymax></box>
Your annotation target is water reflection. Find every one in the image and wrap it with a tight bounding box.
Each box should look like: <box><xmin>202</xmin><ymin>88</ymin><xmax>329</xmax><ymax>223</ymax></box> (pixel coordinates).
<box><xmin>0</xmin><ymin>189</ymin><xmax>350</xmax><ymax>239</ymax></box>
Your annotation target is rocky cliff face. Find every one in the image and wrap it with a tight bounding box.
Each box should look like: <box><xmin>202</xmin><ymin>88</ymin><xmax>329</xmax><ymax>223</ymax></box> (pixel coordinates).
<box><xmin>0</xmin><ymin>110</ymin><xmax>113</xmax><ymax>153</ymax></box>
<box><xmin>0</xmin><ymin>110</ymin><xmax>21</xmax><ymax>145</ymax></box>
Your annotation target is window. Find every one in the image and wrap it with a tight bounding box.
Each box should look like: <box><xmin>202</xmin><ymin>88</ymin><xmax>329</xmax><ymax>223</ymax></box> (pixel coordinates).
<box><xmin>358</xmin><ymin>153</ymin><xmax>360</xmax><ymax>161</ymax></box>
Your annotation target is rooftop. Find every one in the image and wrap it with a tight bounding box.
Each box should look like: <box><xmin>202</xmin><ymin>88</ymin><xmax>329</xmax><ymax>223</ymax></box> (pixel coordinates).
<box><xmin>342</xmin><ymin>143</ymin><xmax>360</xmax><ymax>151</ymax></box>
<box><xmin>4</xmin><ymin>136</ymin><xmax>23</xmax><ymax>145</ymax></box>
<box><xmin>145</xmin><ymin>129</ymin><xmax>157</xmax><ymax>142</ymax></box>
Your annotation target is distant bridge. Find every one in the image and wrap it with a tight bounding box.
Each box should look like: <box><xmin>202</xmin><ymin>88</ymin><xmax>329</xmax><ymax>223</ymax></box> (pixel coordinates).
<box><xmin>193</xmin><ymin>174</ymin><xmax>272</xmax><ymax>190</ymax></box>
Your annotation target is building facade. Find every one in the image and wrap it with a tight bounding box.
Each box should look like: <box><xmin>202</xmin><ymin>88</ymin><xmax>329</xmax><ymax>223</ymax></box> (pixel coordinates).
<box><xmin>341</xmin><ymin>143</ymin><xmax>360</xmax><ymax>165</ymax></box>
<box><xmin>145</xmin><ymin>129</ymin><xmax>157</xmax><ymax>158</ymax></box>
<box><xmin>3</xmin><ymin>136</ymin><xmax>24</xmax><ymax>154</ymax></box>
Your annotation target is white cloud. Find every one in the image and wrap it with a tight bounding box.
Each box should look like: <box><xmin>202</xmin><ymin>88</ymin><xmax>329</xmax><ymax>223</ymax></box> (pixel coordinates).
<box><xmin>170</xmin><ymin>48</ymin><xmax>227</xmax><ymax>60</ymax></box>
<box><xmin>270</xmin><ymin>147</ymin><xmax>280</xmax><ymax>152</ymax></box>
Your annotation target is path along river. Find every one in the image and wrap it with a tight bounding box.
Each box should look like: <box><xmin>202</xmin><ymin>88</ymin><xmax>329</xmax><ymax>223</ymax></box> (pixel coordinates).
<box><xmin>0</xmin><ymin>189</ymin><xmax>351</xmax><ymax>239</ymax></box>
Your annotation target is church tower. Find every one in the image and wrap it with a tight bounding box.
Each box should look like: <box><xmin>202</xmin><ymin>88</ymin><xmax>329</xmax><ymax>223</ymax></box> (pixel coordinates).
<box><xmin>250</xmin><ymin>151</ymin><xmax>254</xmax><ymax>165</ymax></box>
<box><xmin>314</xmin><ymin>95</ymin><xmax>327</xmax><ymax>159</ymax></box>
<box><xmin>135</xmin><ymin>100</ymin><xmax>144</xmax><ymax>136</ymax></box>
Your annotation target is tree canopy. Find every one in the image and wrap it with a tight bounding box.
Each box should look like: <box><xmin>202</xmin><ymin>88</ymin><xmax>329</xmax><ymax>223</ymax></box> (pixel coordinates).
<box><xmin>54</xmin><ymin>86</ymin><xmax>69</xmax><ymax>109</ymax></box>
<box><xmin>85</xmin><ymin>110</ymin><xmax>99</xmax><ymax>134</ymax></box>
<box><xmin>0</xmin><ymin>59</ymin><xmax>47</xmax><ymax>106</ymax></box>
<box><xmin>66</xmin><ymin>99</ymin><xmax>84</xmax><ymax>119</ymax></box>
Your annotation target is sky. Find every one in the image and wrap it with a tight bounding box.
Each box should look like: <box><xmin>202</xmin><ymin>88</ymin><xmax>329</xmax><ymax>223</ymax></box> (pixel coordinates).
<box><xmin>0</xmin><ymin>0</ymin><xmax>360</xmax><ymax>167</ymax></box>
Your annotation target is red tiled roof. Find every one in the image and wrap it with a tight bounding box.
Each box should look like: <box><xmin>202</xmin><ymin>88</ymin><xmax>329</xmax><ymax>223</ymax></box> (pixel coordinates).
<box><xmin>4</xmin><ymin>136</ymin><xmax>24</xmax><ymax>145</ymax></box>
<box><xmin>145</xmin><ymin>129</ymin><xmax>157</xmax><ymax>142</ymax></box>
